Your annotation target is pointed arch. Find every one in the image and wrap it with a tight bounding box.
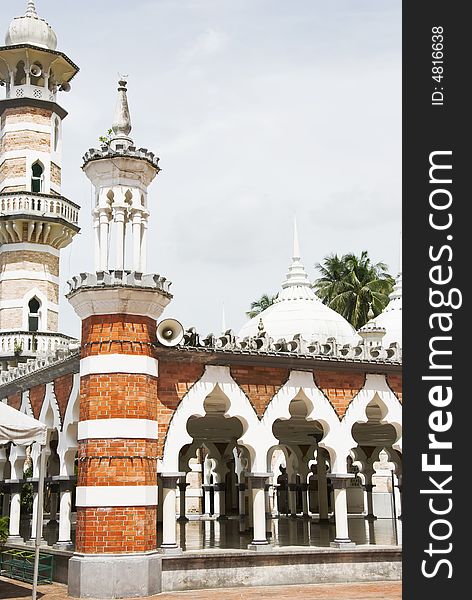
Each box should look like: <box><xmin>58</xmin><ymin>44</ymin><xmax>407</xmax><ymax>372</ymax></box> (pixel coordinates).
<box><xmin>160</xmin><ymin>365</ymin><xmax>276</xmax><ymax>474</ymax></box>
<box><xmin>337</xmin><ymin>374</ymin><xmax>403</xmax><ymax>465</ymax></box>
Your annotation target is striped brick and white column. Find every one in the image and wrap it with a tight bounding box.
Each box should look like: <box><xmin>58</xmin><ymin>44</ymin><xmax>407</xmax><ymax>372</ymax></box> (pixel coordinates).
<box><xmin>66</xmin><ymin>273</ymin><xmax>171</xmax><ymax>598</ymax></box>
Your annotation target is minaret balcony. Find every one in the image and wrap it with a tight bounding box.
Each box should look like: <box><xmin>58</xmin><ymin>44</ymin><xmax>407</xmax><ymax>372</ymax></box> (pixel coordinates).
<box><xmin>0</xmin><ymin>330</ymin><xmax>78</xmax><ymax>360</ymax></box>
<box><xmin>7</xmin><ymin>83</ymin><xmax>56</xmax><ymax>103</ymax></box>
<box><xmin>0</xmin><ymin>192</ymin><xmax>80</xmax><ymax>248</ymax></box>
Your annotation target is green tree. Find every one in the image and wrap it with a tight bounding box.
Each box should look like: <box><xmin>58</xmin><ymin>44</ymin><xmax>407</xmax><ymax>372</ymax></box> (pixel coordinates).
<box><xmin>313</xmin><ymin>251</ymin><xmax>394</xmax><ymax>329</ymax></box>
<box><xmin>0</xmin><ymin>516</ymin><xmax>9</xmax><ymax>546</ymax></box>
<box><xmin>246</xmin><ymin>293</ymin><xmax>278</xmax><ymax>319</ymax></box>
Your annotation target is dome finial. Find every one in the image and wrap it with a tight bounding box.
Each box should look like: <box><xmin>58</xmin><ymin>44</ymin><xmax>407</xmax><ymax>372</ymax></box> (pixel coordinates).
<box><xmin>281</xmin><ymin>216</ymin><xmax>310</xmax><ymax>290</ymax></box>
<box><xmin>26</xmin><ymin>1</ymin><xmax>37</xmax><ymax>16</ymax></box>
<box><xmin>111</xmin><ymin>76</ymin><xmax>133</xmax><ymax>144</ymax></box>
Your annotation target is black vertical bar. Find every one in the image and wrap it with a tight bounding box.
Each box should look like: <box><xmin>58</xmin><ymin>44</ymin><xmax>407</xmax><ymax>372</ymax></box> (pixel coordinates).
<box><xmin>403</xmin><ymin>1</ymin><xmax>467</xmax><ymax>597</ymax></box>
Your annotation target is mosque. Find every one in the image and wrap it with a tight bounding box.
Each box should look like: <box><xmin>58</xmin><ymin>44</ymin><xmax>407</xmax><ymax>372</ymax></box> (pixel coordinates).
<box><xmin>0</xmin><ymin>3</ymin><xmax>402</xmax><ymax>597</ymax></box>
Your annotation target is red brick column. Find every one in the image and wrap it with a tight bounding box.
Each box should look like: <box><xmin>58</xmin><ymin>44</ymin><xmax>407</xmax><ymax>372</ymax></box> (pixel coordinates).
<box><xmin>75</xmin><ymin>314</ymin><xmax>159</xmax><ymax>555</ymax></box>
<box><xmin>66</xmin><ymin>273</ymin><xmax>171</xmax><ymax>598</ymax></box>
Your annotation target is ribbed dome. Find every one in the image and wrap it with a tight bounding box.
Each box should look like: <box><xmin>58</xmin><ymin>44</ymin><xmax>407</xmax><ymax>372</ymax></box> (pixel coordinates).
<box><xmin>5</xmin><ymin>2</ymin><xmax>57</xmax><ymax>50</ymax></box>
<box><xmin>238</xmin><ymin>222</ymin><xmax>358</xmax><ymax>345</ymax></box>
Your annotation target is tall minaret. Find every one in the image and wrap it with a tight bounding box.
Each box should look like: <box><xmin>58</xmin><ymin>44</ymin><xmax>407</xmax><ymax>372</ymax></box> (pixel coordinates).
<box><xmin>67</xmin><ymin>80</ymin><xmax>171</xmax><ymax>599</ymax></box>
<box><xmin>0</xmin><ymin>1</ymin><xmax>80</xmax><ymax>365</ymax></box>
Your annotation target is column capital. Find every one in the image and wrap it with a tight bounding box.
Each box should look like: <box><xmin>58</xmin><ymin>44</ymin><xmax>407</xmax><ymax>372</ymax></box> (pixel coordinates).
<box><xmin>328</xmin><ymin>473</ymin><xmax>355</xmax><ymax>489</ymax></box>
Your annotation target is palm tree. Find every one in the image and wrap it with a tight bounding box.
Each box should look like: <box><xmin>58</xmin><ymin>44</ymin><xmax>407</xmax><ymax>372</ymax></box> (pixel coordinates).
<box><xmin>246</xmin><ymin>293</ymin><xmax>278</xmax><ymax>319</ymax></box>
<box><xmin>313</xmin><ymin>251</ymin><xmax>394</xmax><ymax>329</ymax></box>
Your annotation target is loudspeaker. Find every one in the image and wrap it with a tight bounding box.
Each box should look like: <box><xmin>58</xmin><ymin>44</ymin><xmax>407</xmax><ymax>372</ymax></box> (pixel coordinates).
<box><xmin>29</xmin><ymin>64</ymin><xmax>42</xmax><ymax>77</ymax></box>
<box><xmin>156</xmin><ymin>318</ymin><xmax>184</xmax><ymax>347</ymax></box>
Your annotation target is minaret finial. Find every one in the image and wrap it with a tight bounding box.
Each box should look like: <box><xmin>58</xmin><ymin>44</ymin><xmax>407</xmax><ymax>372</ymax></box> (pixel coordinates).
<box><xmin>26</xmin><ymin>1</ymin><xmax>37</xmax><ymax>16</ymax></box>
<box><xmin>111</xmin><ymin>76</ymin><xmax>132</xmax><ymax>144</ymax></box>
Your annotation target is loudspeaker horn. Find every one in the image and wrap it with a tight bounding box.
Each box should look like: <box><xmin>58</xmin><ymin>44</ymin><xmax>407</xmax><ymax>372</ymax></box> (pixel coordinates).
<box><xmin>156</xmin><ymin>318</ymin><xmax>184</xmax><ymax>347</ymax></box>
<box><xmin>29</xmin><ymin>64</ymin><xmax>42</xmax><ymax>77</ymax></box>
<box><xmin>59</xmin><ymin>81</ymin><xmax>71</xmax><ymax>92</ymax></box>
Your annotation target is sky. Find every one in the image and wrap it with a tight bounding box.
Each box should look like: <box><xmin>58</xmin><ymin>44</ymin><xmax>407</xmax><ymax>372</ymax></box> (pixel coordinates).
<box><xmin>3</xmin><ymin>0</ymin><xmax>402</xmax><ymax>339</ymax></box>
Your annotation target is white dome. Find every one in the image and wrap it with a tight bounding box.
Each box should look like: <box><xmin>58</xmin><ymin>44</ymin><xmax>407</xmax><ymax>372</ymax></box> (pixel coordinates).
<box><xmin>238</xmin><ymin>223</ymin><xmax>358</xmax><ymax>345</ymax></box>
<box><xmin>371</xmin><ymin>273</ymin><xmax>402</xmax><ymax>347</ymax></box>
<box><xmin>5</xmin><ymin>2</ymin><xmax>57</xmax><ymax>50</ymax></box>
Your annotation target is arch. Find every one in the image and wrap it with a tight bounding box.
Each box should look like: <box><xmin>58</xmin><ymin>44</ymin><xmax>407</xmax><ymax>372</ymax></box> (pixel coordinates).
<box><xmin>336</xmin><ymin>374</ymin><xmax>403</xmax><ymax>469</ymax></box>
<box><xmin>161</xmin><ymin>365</ymin><xmax>276</xmax><ymax>474</ymax></box>
<box><xmin>22</xmin><ymin>288</ymin><xmax>48</xmax><ymax>333</ymax></box>
<box><xmin>31</xmin><ymin>161</ymin><xmax>44</xmax><ymax>193</ymax></box>
<box><xmin>261</xmin><ymin>370</ymin><xmax>340</xmax><ymax>470</ymax></box>
<box><xmin>14</xmin><ymin>61</ymin><xmax>26</xmax><ymax>86</ymax></box>
<box><xmin>57</xmin><ymin>373</ymin><xmax>80</xmax><ymax>476</ymax></box>
<box><xmin>28</xmin><ymin>296</ymin><xmax>41</xmax><ymax>332</ymax></box>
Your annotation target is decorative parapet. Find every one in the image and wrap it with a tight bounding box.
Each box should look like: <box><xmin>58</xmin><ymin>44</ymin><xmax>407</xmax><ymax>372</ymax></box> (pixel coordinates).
<box><xmin>0</xmin><ymin>192</ymin><xmax>80</xmax><ymax>226</ymax></box>
<box><xmin>175</xmin><ymin>327</ymin><xmax>402</xmax><ymax>364</ymax></box>
<box><xmin>66</xmin><ymin>270</ymin><xmax>172</xmax><ymax>296</ymax></box>
<box><xmin>82</xmin><ymin>145</ymin><xmax>160</xmax><ymax>170</ymax></box>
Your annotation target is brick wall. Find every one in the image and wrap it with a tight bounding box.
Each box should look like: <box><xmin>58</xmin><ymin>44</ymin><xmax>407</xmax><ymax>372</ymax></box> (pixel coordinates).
<box><xmin>230</xmin><ymin>366</ymin><xmax>289</xmax><ymax>416</ymax></box>
<box><xmin>53</xmin><ymin>373</ymin><xmax>74</xmax><ymax>424</ymax></box>
<box><xmin>313</xmin><ymin>370</ymin><xmax>366</xmax><ymax>419</ymax></box>
<box><xmin>29</xmin><ymin>384</ymin><xmax>46</xmax><ymax>419</ymax></box>
<box><xmin>75</xmin><ymin>506</ymin><xmax>157</xmax><ymax>554</ymax></box>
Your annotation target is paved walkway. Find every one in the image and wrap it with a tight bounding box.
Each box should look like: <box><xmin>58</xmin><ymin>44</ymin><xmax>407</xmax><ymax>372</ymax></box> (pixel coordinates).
<box><xmin>0</xmin><ymin>577</ymin><xmax>401</xmax><ymax>599</ymax></box>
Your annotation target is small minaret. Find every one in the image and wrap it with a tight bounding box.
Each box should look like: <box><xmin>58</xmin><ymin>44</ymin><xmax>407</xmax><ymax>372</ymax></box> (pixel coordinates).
<box><xmin>82</xmin><ymin>79</ymin><xmax>160</xmax><ymax>273</ymax></box>
<box><xmin>0</xmin><ymin>1</ymin><xmax>80</xmax><ymax>366</ymax></box>
<box><xmin>66</xmin><ymin>80</ymin><xmax>171</xmax><ymax>599</ymax></box>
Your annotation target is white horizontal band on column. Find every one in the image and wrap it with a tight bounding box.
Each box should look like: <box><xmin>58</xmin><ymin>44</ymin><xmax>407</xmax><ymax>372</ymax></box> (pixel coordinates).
<box><xmin>80</xmin><ymin>354</ymin><xmax>158</xmax><ymax>377</ymax></box>
<box><xmin>78</xmin><ymin>419</ymin><xmax>158</xmax><ymax>440</ymax></box>
<box><xmin>76</xmin><ymin>485</ymin><xmax>158</xmax><ymax>507</ymax></box>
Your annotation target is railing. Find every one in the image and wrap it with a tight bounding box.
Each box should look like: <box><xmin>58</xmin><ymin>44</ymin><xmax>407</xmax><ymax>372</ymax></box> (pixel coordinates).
<box><xmin>0</xmin><ymin>192</ymin><xmax>79</xmax><ymax>226</ymax></box>
<box><xmin>9</xmin><ymin>84</ymin><xmax>56</xmax><ymax>103</ymax></box>
<box><xmin>0</xmin><ymin>331</ymin><xmax>78</xmax><ymax>357</ymax></box>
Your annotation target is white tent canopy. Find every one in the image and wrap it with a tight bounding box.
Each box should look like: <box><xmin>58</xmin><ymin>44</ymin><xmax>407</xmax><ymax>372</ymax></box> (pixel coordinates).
<box><xmin>0</xmin><ymin>400</ymin><xmax>48</xmax><ymax>600</ymax></box>
<box><xmin>0</xmin><ymin>401</ymin><xmax>47</xmax><ymax>446</ymax></box>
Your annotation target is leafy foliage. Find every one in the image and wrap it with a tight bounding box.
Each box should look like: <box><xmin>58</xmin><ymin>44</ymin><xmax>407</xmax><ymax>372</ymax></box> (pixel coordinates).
<box><xmin>21</xmin><ymin>464</ymin><xmax>33</xmax><ymax>515</ymax></box>
<box><xmin>0</xmin><ymin>516</ymin><xmax>9</xmax><ymax>545</ymax></box>
<box><xmin>313</xmin><ymin>251</ymin><xmax>394</xmax><ymax>329</ymax></box>
<box><xmin>246</xmin><ymin>293</ymin><xmax>278</xmax><ymax>319</ymax></box>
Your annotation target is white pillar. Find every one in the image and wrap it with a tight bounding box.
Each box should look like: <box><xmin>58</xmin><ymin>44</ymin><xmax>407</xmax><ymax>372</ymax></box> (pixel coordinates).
<box><xmin>203</xmin><ymin>485</ymin><xmax>212</xmax><ymax>516</ymax></box>
<box><xmin>160</xmin><ymin>474</ymin><xmax>183</xmax><ymax>554</ymax></box>
<box><xmin>140</xmin><ymin>217</ymin><xmax>148</xmax><ymax>273</ymax></box>
<box><xmin>54</xmin><ymin>487</ymin><xmax>73</xmax><ymax>549</ymax></box>
<box><xmin>329</xmin><ymin>474</ymin><xmax>355</xmax><ymax>548</ymax></box>
<box><xmin>247</xmin><ymin>474</ymin><xmax>272</xmax><ymax>550</ymax></box>
<box><xmin>8</xmin><ymin>489</ymin><xmax>22</xmax><ymax>541</ymax></box>
<box><xmin>28</xmin><ymin>491</ymin><xmax>45</xmax><ymax>544</ymax></box>
<box><xmin>272</xmin><ymin>484</ymin><xmax>279</xmax><ymax>517</ymax></box>
<box><xmin>317</xmin><ymin>451</ymin><xmax>329</xmax><ymax>522</ymax></box>
<box><xmin>132</xmin><ymin>211</ymin><xmax>143</xmax><ymax>272</ymax></box>
<box><xmin>301</xmin><ymin>482</ymin><xmax>309</xmax><ymax>517</ymax></box>
<box><xmin>114</xmin><ymin>206</ymin><xmax>126</xmax><ymax>270</ymax></box>
<box><xmin>93</xmin><ymin>214</ymin><xmax>100</xmax><ymax>271</ymax></box>
<box><xmin>99</xmin><ymin>210</ymin><xmax>110</xmax><ymax>270</ymax></box>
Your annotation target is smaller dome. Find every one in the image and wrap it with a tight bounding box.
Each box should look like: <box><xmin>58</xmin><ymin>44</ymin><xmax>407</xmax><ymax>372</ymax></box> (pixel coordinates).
<box><xmin>238</xmin><ymin>220</ymin><xmax>358</xmax><ymax>346</ymax></box>
<box><xmin>5</xmin><ymin>2</ymin><xmax>57</xmax><ymax>51</ymax></box>
<box><xmin>360</xmin><ymin>272</ymin><xmax>402</xmax><ymax>347</ymax></box>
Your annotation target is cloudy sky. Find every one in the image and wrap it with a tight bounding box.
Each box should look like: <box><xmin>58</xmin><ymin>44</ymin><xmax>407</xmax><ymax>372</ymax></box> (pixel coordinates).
<box><xmin>3</xmin><ymin>0</ymin><xmax>401</xmax><ymax>338</ymax></box>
